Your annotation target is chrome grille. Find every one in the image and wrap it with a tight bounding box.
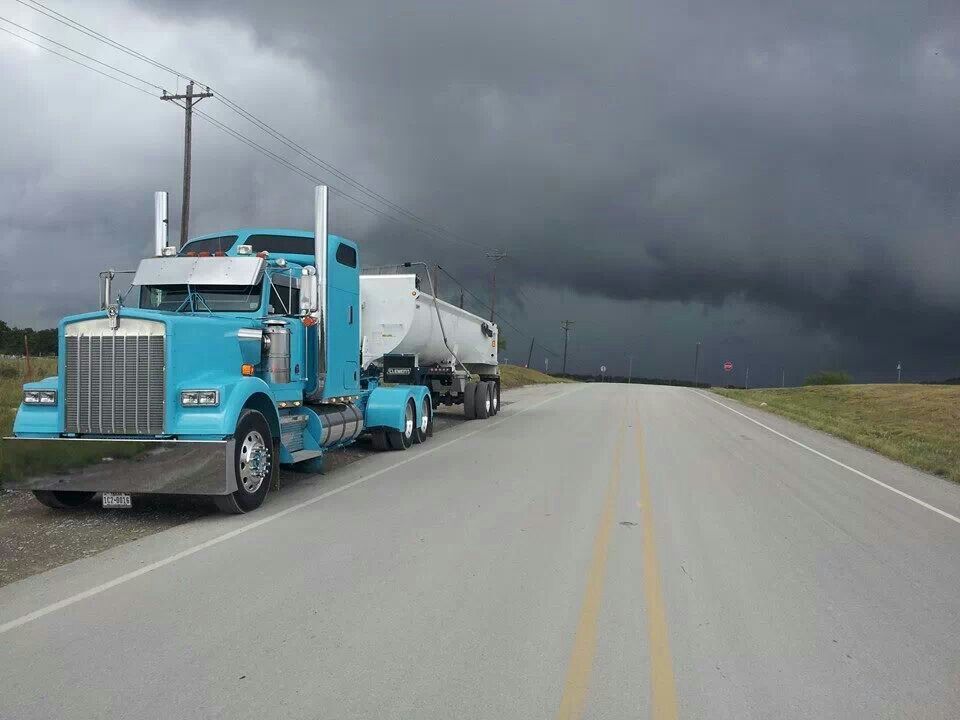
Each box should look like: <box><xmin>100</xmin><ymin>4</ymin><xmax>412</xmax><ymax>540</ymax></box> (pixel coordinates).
<box><xmin>65</xmin><ymin>318</ymin><xmax>165</xmax><ymax>435</ymax></box>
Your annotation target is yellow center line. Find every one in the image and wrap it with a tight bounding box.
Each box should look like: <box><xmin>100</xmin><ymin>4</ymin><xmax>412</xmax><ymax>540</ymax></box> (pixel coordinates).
<box><xmin>636</xmin><ymin>412</ymin><xmax>680</xmax><ymax>720</ymax></box>
<box><xmin>555</xmin><ymin>407</ymin><xmax>626</xmax><ymax>720</ymax></box>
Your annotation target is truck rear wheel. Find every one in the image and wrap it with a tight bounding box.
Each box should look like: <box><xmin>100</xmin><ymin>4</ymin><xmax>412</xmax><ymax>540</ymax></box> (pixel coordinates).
<box><xmin>387</xmin><ymin>399</ymin><xmax>416</xmax><ymax>450</ymax></box>
<box><xmin>476</xmin><ymin>382</ymin><xmax>493</xmax><ymax>419</ymax></box>
<box><xmin>215</xmin><ymin>410</ymin><xmax>276</xmax><ymax>514</ymax></box>
<box><xmin>32</xmin><ymin>490</ymin><xmax>97</xmax><ymax>510</ymax></box>
<box><xmin>490</xmin><ymin>382</ymin><xmax>500</xmax><ymax>415</ymax></box>
<box><xmin>464</xmin><ymin>381</ymin><xmax>479</xmax><ymax>420</ymax></box>
<box><xmin>414</xmin><ymin>396</ymin><xmax>432</xmax><ymax>444</ymax></box>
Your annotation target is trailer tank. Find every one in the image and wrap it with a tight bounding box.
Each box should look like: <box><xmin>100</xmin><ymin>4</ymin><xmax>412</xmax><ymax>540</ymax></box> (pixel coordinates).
<box><xmin>360</xmin><ymin>274</ymin><xmax>498</xmax><ymax>374</ymax></box>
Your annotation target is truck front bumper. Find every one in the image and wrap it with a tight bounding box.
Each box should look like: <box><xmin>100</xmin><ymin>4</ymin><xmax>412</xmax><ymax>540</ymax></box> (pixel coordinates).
<box><xmin>1</xmin><ymin>438</ymin><xmax>237</xmax><ymax>496</ymax></box>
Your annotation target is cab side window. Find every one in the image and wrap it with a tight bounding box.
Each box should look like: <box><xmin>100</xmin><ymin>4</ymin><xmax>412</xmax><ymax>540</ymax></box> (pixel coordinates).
<box><xmin>268</xmin><ymin>284</ymin><xmax>300</xmax><ymax>315</ymax></box>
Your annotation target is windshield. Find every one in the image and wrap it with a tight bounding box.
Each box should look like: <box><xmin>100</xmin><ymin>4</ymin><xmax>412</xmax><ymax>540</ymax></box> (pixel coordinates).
<box><xmin>138</xmin><ymin>283</ymin><xmax>263</xmax><ymax>313</ymax></box>
<box><xmin>179</xmin><ymin>236</ymin><xmax>238</xmax><ymax>255</ymax></box>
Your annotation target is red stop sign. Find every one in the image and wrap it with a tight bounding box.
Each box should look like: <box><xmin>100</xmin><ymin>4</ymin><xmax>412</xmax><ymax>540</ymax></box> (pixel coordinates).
<box><xmin>723</xmin><ymin>360</ymin><xmax>734</xmax><ymax>372</ymax></box>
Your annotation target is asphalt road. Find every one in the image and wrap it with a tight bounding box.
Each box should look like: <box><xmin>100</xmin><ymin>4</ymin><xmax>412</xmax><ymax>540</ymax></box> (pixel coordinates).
<box><xmin>2</xmin><ymin>383</ymin><xmax>959</xmax><ymax>719</ymax></box>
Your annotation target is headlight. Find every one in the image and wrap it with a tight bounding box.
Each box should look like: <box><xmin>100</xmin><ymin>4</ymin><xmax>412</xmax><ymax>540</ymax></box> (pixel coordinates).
<box><xmin>180</xmin><ymin>390</ymin><xmax>220</xmax><ymax>407</ymax></box>
<box><xmin>24</xmin><ymin>390</ymin><xmax>57</xmax><ymax>405</ymax></box>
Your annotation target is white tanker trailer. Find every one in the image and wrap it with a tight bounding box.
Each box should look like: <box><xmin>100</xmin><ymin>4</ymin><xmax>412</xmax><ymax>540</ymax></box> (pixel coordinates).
<box><xmin>360</xmin><ymin>270</ymin><xmax>500</xmax><ymax>419</ymax></box>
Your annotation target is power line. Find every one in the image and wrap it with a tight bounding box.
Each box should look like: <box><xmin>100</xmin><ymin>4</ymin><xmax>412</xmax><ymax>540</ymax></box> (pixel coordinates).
<box><xmin>0</xmin><ymin>24</ymin><xmax>159</xmax><ymax>97</ymax></box>
<box><xmin>13</xmin><ymin>0</ymin><xmax>184</xmax><ymax>78</ymax></box>
<box><xmin>0</xmin><ymin>15</ymin><xmax>166</xmax><ymax>91</ymax></box>
<box><xmin>14</xmin><ymin>0</ymin><xmax>492</xmax><ymax>254</ymax></box>
<box><xmin>214</xmin><ymin>94</ymin><xmax>490</xmax><ymax>252</ymax></box>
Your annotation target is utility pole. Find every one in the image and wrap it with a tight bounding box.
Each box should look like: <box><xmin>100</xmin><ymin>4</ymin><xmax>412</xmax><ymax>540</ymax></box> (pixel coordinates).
<box><xmin>458</xmin><ymin>288</ymin><xmax>464</xmax><ymax>309</ymax></box>
<box><xmin>560</xmin><ymin>320</ymin><xmax>574</xmax><ymax>374</ymax></box>
<box><xmin>545</xmin><ymin>357</ymin><xmax>550</xmax><ymax>374</ymax></box>
<box><xmin>162</xmin><ymin>81</ymin><xmax>213</xmax><ymax>247</ymax></box>
<box><xmin>627</xmin><ymin>355</ymin><xmax>633</xmax><ymax>384</ymax></box>
<box><xmin>693</xmin><ymin>341</ymin><xmax>702</xmax><ymax>385</ymax></box>
<box><xmin>486</xmin><ymin>250</ymin><xmax>507</xmax><ymax>321</ymax></box>
<box><xmin>526</xmin><ymin>337</ymin><xmax>535</xmax><ymax>368</ymax></box>
<box><xmin>897</xmin><ymin>362</ymin><xmax>902</xmax><ymax>383</ymax></box>
<box><xmin>745</xmin><ymin>366</ymin><xmax>750</xmax><ymax>390</ymax></box>
<box><xmin>781</xmin><ymin>367</ymin><xmax>785</xmax><ymax>388</ymax></box>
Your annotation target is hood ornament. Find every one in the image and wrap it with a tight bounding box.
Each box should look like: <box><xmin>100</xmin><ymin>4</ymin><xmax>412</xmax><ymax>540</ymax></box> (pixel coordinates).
<box><xmin>107</xmin><ymin>303</ymin><xmax>120</xmax><ymax>330</ymax></box>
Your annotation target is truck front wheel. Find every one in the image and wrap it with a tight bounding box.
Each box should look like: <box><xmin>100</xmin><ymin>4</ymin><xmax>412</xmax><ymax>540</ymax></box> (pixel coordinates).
<box><xmin>215</xmin><ymin>410</ymin><xmax>276</xmax><ymax>514</ymax></box>
<box><xmin>32</xmin><ymin>490</ymin><xmax>96</xmax><ymax>509</ymax></box>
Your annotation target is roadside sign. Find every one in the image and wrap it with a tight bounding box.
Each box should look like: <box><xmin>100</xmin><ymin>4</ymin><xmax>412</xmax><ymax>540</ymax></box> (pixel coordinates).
<box><xmin>723</xmin><ymin>360</ymin><xmax>734</xmax><ymax>372</ymax></box>
<box><xmin>600</xmin><ymin>365</ymin><xmax>607</xmax><ymax>373</ymax></box>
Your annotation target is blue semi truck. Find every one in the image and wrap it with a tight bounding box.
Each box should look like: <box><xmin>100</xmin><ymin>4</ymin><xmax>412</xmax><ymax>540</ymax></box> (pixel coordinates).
<box><xmin>5</xmin><ymin>186</ymin><xmax>499</xmax><ymax>513</ymax></box>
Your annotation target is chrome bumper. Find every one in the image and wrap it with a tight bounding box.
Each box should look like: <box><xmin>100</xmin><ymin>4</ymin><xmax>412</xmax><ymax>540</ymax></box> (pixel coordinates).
<box><xmin>1</xmin><ymin>438</ymin><xmax>237</xmax><ymax>495</ymax></box>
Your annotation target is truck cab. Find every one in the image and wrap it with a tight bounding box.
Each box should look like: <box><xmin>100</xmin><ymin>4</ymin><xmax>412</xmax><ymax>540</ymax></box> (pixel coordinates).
<box><xmin>7</xmin><ymin>186</ymin><xmax>435</xmax><ymax>513</ymax></box>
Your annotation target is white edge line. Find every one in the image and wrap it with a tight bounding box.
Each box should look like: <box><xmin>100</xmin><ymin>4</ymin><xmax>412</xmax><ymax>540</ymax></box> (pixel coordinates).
<box><xmin>0</xmin><ymin>384</ymin><xmax>583</xmax><ymax>636</ymax></box>
<box><xmin>692</xmin><ymin>389</ymin><xmax>960</xmax><ymax>527</ymax></box>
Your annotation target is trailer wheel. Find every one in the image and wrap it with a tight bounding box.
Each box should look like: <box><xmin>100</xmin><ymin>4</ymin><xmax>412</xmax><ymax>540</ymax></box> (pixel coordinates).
<box><xmin>387</xmin><ymin>399</ymin><xmax>416</xmax><ymax>450</ymax></box>
<box><xmin>490</xmin><ymin>382</ymin><xmax>500</xmax><ymax>415</ymax></box>
<box><xmin>476</xmin><ymin>381</ymin><xmax>493</xmax><ymax>419</ymax></box>
<box><xmin>215</xmin><ymin>410</ymin><xmax>275</xmax><ymax>514</ymax></box>
<box><xmin>414</xmin><ymin>395</ymin><xmax>432</xmax><ymax>444</ymax></box>
<box><xmin>32</xmin><ymin>490</ymin><xmax>97</xmax><ymax>510</ymax></box>
<box><xmin>464</xmin><ymin>381</ymin><xmax>478</xmax><ymax>420</ymax></box>
<box><xmin>370</xmin><ymin>430</ymin><xmax>390</xmax><ymax>451</ymax></box>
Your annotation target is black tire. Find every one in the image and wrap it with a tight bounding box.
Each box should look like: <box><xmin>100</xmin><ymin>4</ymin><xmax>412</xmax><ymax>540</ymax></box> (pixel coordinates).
<box><xmin>387</xmin><ymin>399</ymin><xmax>416</xmax><ymax>450</ymax></box>
<box><xmin>370</xmin><ymin>430</ymin><xmax>390</xmax><ymax>451</ymax></box>
<box><xmin>490</xmin><ymin>382</ymin><xmax>501</xmax><ymax>415</ymax></box>
<box><xmin>463</xmin><ymin>381</ymin><xmax>478</xmax><ymax>420</ymax></box>
<box><xmin>414</xmin><ymin>395</ymin><xmax>432</xmax><ymax>443</ymax></box>
<box><xmin>215</xmin><ymin>410</ymin><xmax>275</xmax><ymax>514</ymax></box>
<box><xmin>476</xmin><ymin>381</ymin><xmax>492</xmax><ymax>419</ymax></box>
<box><xmin>32</xmin><ymin>490</ymin><xmax>96</xmax><ymax>509</ymax></box>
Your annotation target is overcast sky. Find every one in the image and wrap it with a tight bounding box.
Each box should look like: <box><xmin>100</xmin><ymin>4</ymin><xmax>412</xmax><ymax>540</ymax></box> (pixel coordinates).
<box><xmin>2</xmin><ymin>0</ymin><xmax>959</xmax><ymax>384</ymax></box>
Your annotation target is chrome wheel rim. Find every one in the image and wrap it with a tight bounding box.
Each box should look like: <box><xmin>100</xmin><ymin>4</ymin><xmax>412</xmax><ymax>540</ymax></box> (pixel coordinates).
<box><xmin>420</xmin><ymin>400</ymin><xmax>430</xmax><ymax>433</ymax></box>
<box><xmin>492</xmin><ymin>392</ymin><xmax>498</xmax><ymax>411</ymax></box>
<box><xmin>484</xmin><ymin>394</ymin><xmax>491</xmax><ymax>413</ymax></box>
<box><xmin>239</xmin><ymin>429</ymin><xmax>269</xmax><ymax>493</ymax></box>
<box><xmin>404</xmin><ymin>403</ymin><xmax>415</xmax><ymax>438</ymax></box>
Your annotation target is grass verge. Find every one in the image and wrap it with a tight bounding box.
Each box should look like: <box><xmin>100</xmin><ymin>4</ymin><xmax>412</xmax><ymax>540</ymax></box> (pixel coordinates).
<box><xmin>0</xmin><ymin>357</ymin><xmax>144</xmax><ymax>487</ymax></box>
<box><xmin>713</xmin><ymin>384</ymin><xmax>960</xmax><ymax>482</ymax></box>
<box><xmin>498</xmin><ymin>364</ymin><xmax>576</xmax><ymax>390</ymax></box>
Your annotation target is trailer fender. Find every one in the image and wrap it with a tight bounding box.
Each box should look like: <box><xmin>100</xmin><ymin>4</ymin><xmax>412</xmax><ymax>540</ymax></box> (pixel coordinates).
<box><xmin>364</xmin><ymin>385</ymin><xmax>430</xmax><ymax>434</ymax></box>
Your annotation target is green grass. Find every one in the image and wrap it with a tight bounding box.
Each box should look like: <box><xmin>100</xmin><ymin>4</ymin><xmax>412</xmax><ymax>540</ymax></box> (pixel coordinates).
<box><xmin>498</xmin><ymin>364</ymin><xmax>575</xmax><ymax>390</ymax></box>
<box><xmin>0</xmin><ymin>357</ymin><xmax>144</xmax><ymax>487</ymax></box>
<box><xmin>713</xmin><ymin>384</ymin><xmax>960</xmax><ymax>482</ymax></box>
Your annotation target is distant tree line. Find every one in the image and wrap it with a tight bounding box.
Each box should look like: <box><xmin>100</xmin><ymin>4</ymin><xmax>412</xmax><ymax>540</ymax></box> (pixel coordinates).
<box><xmin>0</xmin><ymin>320</ymin><xmax>57</xmax><ymax>356</ymax></box>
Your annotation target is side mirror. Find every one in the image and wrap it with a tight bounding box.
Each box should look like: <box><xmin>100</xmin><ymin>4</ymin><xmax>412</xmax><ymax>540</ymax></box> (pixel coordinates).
<box><xmin>300</xmin><ymin>266</ymin><xmax>320</xmax><ymax>315</ymax></box>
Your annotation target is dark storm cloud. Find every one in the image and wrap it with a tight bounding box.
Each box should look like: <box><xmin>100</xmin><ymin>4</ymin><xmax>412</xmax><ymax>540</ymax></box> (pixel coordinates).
<box><xmin>3</xmin><ymin>0</ymin><xmax>960</xmax><ymax>380</ymax></box>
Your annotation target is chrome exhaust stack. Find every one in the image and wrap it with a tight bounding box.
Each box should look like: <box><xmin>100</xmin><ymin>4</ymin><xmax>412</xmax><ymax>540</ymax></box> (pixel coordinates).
<box><xmin>306</xmin><ymin>184</ymin><xmax>328</xmax><ymax>401</ymax></box>
<box><xmin>154</xmin><ymin>191</ymin><xmax>170</xmax><ymax>256</ymax></box>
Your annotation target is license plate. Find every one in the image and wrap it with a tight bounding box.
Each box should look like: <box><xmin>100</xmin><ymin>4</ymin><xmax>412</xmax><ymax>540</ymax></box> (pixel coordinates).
<box><xmin>102</xmin><ymin>492</ymin><xmax>132</xmax><ymax>509</ymax></box>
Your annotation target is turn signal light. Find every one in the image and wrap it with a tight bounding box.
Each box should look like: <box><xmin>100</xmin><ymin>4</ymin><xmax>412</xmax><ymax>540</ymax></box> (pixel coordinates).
<box><xmin>241</xmin><ymin>363</ymin><xmax>255</xmax><ymax>376</ymax></box>
<box><xmin>302</xmin><ymin>316</ymin><xmax>318</xmax><ymax>327</ymax></box>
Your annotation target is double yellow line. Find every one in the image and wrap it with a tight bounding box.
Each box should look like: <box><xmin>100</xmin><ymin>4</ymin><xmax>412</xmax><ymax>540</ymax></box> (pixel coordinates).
<box><xmin>556</xmin><ymin>400</ymin><xmax>679</xmax><ymax>720</ymax></box>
